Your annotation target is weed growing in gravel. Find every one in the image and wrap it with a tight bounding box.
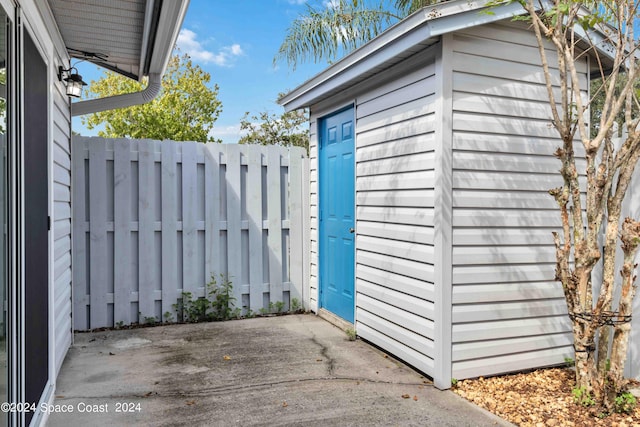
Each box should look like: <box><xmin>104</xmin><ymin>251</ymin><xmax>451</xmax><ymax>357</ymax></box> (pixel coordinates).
<box><xmin>345</xmin><ymin>328</ymin><xmax>356</xmax><ymax>341</ymax></box>
<box><xmin>163</xmin><ymin>311</ymin><xmax>174</xmax><ymax>323</ymax></box>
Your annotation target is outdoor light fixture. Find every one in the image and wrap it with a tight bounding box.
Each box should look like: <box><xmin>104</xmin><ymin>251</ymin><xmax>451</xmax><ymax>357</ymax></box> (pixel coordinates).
<box><xmin>58</xmin><ymin>66</ymin><xmax>87</xmax><ymax>98</ymax></box>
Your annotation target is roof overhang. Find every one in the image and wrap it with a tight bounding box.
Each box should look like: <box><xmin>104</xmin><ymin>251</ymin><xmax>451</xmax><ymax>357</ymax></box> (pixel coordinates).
<box><xmin>48</xmin><ymin>0</ymin><xmax>189</xmax><ymax>81</ymax></box>
<box><xmin>278</xmin><ymin>0</ymin><xmax>617</xmax><ymax>112</ymax></box>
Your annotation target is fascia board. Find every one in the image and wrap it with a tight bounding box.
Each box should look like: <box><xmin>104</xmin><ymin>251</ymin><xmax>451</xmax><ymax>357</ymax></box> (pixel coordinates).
<box><xmin>138</xmin><ymin>0</ymin><xmax>158</xmax><ymax>81</ymax></box>
<box><xmin>146</xmin><ymin>0</ymin><xmax>189</xmax><ymax>75</ymax></box>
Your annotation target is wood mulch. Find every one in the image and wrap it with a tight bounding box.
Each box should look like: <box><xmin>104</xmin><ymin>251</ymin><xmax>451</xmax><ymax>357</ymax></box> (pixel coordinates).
<box><xmin>452</xmin><ymin>367</ymin><xmax>640</xmax><ymax>426</ymax></box>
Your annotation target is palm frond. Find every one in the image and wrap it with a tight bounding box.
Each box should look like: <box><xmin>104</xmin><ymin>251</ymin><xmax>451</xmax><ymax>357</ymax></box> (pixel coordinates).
<box><xmin>275</xmin><ymin>0</ymin><xmax>403</xmax><ymax>70</ymax></box>
<box><xmin>395</xmin><ymin>0</ymin><xmax>445</xmax><ymax>15</ymax></box>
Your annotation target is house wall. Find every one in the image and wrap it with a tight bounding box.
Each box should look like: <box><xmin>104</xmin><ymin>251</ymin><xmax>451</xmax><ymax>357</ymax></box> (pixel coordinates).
<box><xmin>448</xmin><ymin>21</ymin><xmax>588</xmax><ymax>379</ymax></box>
<box><xmin>51</xmin><ymin>63</ymin><xmax>72</xmax><ymax>374</ymax></box>
<box><xmin>309</xmin><ymin>47</ymin><xmax>440</xmax><ymax>378</ymax></box>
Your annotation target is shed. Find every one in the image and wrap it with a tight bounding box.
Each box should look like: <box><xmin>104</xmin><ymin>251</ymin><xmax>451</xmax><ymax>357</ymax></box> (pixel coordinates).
<box><xmin>0</xmin><ymin>1</ymin><xmax>187</xmax><ymax>425</ymax></box>
<box><xmin>279</xmin><ymin>0</ymin><xmax>638</xmax><ymax>389</ymax></box>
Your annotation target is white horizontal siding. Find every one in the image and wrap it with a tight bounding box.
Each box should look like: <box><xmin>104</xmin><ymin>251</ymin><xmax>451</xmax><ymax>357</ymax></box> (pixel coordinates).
<box><xmin>452</xmin><ymin>281</ymin><xmax>564</xmax><ymax>304</ymax></box>
<box><xmin>452</xmin><ymin>339</ymin><xmax>572</xmax><ymax>380</ymax></box>
<box><xmin>449</xmin><ymin>21</ymin><xmax>585</xmax><ymax>379</ymax></box>
<box><xmin>53</xmin><ymin>77</ymin><xmax>72</xmax><ymax>375</ymax></box>
<box><xmin>354</xmin><ymin>50</ymin><xmax>438</xmax><ymax>377</ymax></box>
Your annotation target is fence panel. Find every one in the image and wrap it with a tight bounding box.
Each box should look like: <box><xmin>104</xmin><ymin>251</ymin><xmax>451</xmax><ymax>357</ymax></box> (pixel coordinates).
<box><xmin>72</xmin><ymin>137</ymin><xmax>309</xmax><ymax>330</ymax></box>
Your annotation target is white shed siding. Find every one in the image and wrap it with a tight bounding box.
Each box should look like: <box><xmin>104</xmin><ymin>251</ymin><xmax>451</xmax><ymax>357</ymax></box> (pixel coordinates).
<box><xmin>52</xmin><ymin>77</ymin><xmax>72</xmax><ymax>375</ymax></box>
<box><xmin>449</xmin><ymin>22</ymin><xmax>587</xmax><ymax>379</ymax></box>
<box><xmin>308</xmin><ymin>49</ymin><xmax>439</xmax><ymax>376</ymax></box>
<box><xmin>354</xmin><ymin>52</ymin><xmax>438</xmax><ymax>376</ymax></box>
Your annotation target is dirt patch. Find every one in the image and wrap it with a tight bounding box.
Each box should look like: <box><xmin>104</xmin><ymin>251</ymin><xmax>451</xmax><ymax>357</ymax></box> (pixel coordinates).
<box><xmin>452</xmin><ymin>367</ymin><xmax>640</xmax><ymax>426</ymax></box>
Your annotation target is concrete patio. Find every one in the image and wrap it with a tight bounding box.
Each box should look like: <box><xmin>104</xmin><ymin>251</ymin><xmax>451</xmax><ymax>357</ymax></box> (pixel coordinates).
<box><xmin>46</xmin><ymin>314</ymin><xmax>511</xmax><ymax>426</ymax></box>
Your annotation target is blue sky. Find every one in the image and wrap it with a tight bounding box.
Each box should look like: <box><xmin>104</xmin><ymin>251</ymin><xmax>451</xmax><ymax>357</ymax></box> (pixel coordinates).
<box><xmin>72</xmin><ymin>0</ymin><xmax>331</xmax><ymax>143</ymax></box>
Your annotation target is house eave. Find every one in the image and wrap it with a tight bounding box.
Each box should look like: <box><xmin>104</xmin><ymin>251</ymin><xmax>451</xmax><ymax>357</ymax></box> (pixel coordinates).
<box><xmin>48</xmin><ymin>0</ymin><xmax>189</xmax><ymax>82</ymax></box>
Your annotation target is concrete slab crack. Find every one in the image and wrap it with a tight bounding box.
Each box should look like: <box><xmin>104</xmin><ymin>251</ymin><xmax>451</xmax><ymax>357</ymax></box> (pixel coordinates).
<box><xmin>310</xmin><ymin>334</ymin><xmax>335</xmax><ymax>376</ymax></box>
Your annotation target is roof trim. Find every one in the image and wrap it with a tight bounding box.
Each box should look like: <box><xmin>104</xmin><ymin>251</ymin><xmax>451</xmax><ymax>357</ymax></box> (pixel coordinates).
<box><xmin>139</xmin><ymin>0</ymin><xmax>162</xmax><ymax>78</ymax></box>
<box><xmin>146</xmin><ymin>0</ymin><xmax>189</xmax><ymax>75</ymax></box>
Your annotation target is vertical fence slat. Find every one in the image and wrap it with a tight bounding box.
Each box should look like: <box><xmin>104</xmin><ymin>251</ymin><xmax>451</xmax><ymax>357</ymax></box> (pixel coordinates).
<box><xmin>161</xmin><ymin>140</ymin><xmax>178</xmax><ymax>318</ymax></box>
<box><xmin>89</xmin><ymin>139</ymin><xmax>108</xmax><ymax>328</ymax></box>
<box><xmin>204</xmin><ymin>144</ymin><xmax>221</xmax><ymax>283</ymax></box>
<box><xmin>72</xmin><ymin>137</ymin><xmax>88</xmax><ymax>330</ymax></box>
<box><xmin>289</xmin><ymin>148</ymin><xmax>304</xmax><ymax>305</ymax></box>
<box><xmin>225</xmin><ymin>145</ymin><xmax>243</xmax><ymax>306</ymax></box>
<box><xmin>182</xmin><ymin>142</ymin><xmax>199</xmax><ymax>296</ymax></box>
<box><xmin>113</xmin><ymin>139</ymin><xmax>131</xmax><ymax>325</ymax></box>
<box><xmin>247</xmin><ymin>147</ymin><xmax>264</xmax><ymax>313</ymax></box>
<box><xmin>267</xmin><ymin>148</ymin><xmax>283</xmax><ymax>304</ymax></box>
<box><xmin>138</xmin><ymin>140</ymin><xmax>156</xmax><ymax>321</ymax></box>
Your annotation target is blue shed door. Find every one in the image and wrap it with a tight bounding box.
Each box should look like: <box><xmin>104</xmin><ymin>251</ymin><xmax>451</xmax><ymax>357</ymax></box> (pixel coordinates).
<box><xmin>319</xmin><ymin>107</ymin><xmax>355</xmax><ymax>323</ymax></box>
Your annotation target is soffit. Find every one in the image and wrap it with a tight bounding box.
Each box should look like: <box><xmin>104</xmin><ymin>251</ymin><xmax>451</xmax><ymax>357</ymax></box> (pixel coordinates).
<box><xmin>48</xmin><ymin>0</ymin><xmax>147</xmax><ymax>80</ymax></box>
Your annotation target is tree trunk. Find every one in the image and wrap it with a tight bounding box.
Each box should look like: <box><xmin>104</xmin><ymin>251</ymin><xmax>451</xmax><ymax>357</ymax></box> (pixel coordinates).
<box><xmin>604</xmin><ymin>218</ymin><xmax>640</xmax><ymax>410</ymax></box>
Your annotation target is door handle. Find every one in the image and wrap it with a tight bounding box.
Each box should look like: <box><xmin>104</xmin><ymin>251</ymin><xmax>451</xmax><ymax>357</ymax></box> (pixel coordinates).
<box><xmin>349</xmin><ymin>228</ymin><xmax>355</xmax><ymax>234</ymax></box>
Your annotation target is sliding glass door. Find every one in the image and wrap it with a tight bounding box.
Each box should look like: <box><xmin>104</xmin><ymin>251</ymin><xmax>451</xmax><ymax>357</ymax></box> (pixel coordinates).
<box><xmin>0</xmin><ymin>4</ymin><xmax>9</xmax><ymax>427</ymax></box>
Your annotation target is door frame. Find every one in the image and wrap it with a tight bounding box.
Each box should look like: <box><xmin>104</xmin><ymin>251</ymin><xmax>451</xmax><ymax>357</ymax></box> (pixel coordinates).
<box><xmin>317</xmin><ymin>103</ymin><xmax>356</xmax><ymax>324</ymax></box>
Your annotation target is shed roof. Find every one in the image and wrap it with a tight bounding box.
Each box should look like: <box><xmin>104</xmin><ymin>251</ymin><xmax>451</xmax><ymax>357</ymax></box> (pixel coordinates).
<box><xmin>47</xmin><ymin>0</ymin><xmax>189</xmax><ymax>81</ymax></box>
<box><xmin>279</xmin><ymin>0</ymin><xmax>614</xmax><ymax>112</ymax></box>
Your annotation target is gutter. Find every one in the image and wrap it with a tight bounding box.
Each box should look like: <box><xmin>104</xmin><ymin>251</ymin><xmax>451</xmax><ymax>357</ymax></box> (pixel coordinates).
<box><xmin>71</xmin><ymin>73</ymin><xmax>162</xmax><ymax>117</ymax></box>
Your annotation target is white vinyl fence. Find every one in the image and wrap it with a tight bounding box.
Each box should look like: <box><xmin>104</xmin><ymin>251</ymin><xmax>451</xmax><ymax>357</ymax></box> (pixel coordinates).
<box><xmin>72</xmin><ymin>137</ymin><xmax>309</xmax><ymax>330</ymax></box>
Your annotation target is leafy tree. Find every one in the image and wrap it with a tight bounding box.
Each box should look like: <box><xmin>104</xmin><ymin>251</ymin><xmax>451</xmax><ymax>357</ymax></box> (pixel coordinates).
<box><xmin>275</xmin><ymin>0</ymin><xmax>439</xmax><ymax>69</ymax></box>
<box><xmin>82</xmin><ymin>53</ymin><xmax>222</xmax><ymax>143</ymax></box>
<box><xmin>512</xmin><ymin>0</ymin><xmax>640</xmax><ymax>413</ymax></box>
<box><xmin>239</xmin><ymin>106</ymin><xmax>309</xmax><ymax>153</ymax></box>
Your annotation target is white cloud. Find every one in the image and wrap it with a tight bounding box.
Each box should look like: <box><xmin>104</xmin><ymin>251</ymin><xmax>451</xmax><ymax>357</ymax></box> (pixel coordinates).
<box><xmin>229</xmin><ymin>44</ymin><xmax>243</xmax><ymax>56</ymax></box>
<box><xmin>210</xmin><ymin>124</ymin><xmax>243</xmax><ymax>143</ymax></box>
<box><xmin>323</xmin><ymin>0</ymin><xmax>340</xmax><ymax>9</ymax></box>
<box><xmin>177</xmin><ymin>29</ymin><xmax>243</xmax><ymax>67</ymax></box>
